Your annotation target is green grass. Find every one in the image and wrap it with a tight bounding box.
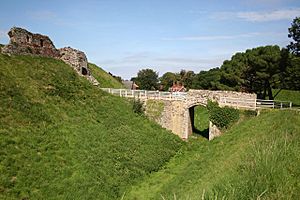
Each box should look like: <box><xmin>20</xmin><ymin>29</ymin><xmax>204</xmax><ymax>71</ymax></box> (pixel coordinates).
<box><xmin>125</xmin><ymin>109</ymin><xmax>300</xmax><ymax>199</ymax></box>
<box><xmin>88</xmin><ymin>63</ymin><xmax>124</xmax><ymax>88</ymax></box>
<box><xmin>192</xmin><ymin>106</ymin><xmax>209</xmax><ymax>138</ymax></box>
<box><xmin>273</xmin><ymin>89</ymin><xmax>300</xmax><ymax>106</ymax></box>
<box><xmin>0</xmin><ymin>54</ymin><xmax>183</xmax><ymax>199</ymax></box>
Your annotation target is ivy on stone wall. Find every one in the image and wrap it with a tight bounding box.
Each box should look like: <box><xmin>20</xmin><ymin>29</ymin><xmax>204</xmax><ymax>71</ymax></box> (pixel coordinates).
<box><xmin>207</xmin><ymin>100</ymin><xmax>240</xmax><ymax>129</ymax></box>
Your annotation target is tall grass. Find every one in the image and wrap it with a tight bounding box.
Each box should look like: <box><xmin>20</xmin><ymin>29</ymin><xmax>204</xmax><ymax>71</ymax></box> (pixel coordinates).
<box><xmin>0</xmin><ymin>54</ymin><xmax>182</xmax><ymax>199</ymax></box>
<box><xmin>126</xmin><ymin>110</ymin><xmax>300</xmax><ymax>199</ymax></box>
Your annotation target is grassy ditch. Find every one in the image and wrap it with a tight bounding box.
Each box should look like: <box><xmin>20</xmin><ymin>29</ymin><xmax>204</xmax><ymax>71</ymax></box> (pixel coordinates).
<box><xmin>0</xmin><ymin>54</ymin><xmax>183</xmax><ymax>199</ymax></box>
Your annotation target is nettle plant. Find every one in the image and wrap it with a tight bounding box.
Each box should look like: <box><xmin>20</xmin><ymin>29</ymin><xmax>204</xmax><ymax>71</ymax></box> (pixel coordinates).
<box><xmin>207</xmin><ymin>100</ymin><xmax>240</xmax><ymax>129</ymax></box>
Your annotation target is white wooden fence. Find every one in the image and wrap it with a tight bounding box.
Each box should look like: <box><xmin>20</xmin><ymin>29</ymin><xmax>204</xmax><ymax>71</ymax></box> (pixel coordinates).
<box><xmin>100</xmin><ymin>88</ymin><xmax>187</xmax><ymax>100</ymax></box>
<box><xmin>219</xmin><ymin>97</ymin><xmax>293</xmax><ymax>109</ymax></box>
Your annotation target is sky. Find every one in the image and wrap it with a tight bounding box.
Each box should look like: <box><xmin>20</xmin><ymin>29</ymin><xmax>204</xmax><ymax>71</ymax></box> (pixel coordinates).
<box><xmin>0</xmin><ymin>0</ymin><xmax>299</xmax><ymax>79</ymax></box>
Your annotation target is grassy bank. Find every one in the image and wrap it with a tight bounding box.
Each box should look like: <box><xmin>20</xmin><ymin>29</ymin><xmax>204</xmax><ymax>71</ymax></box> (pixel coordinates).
<box><xmin>88</xmin><ymin>63</ymin><xmax>124</xmax><ymax>88</ymax></box>
<box><xmin>126</xmin><ymin>109</ymin><xmax>300</xmax><ymax>199</ymax></box>
<box><xmin>273</xmin><ymin>89</ymin><xmax>300</xmax><ymax>107</ymax></box>
<box><xmin>0</xmin><ymin>54</ymin><xmax>183</xmax><ymax>199</ymax></box>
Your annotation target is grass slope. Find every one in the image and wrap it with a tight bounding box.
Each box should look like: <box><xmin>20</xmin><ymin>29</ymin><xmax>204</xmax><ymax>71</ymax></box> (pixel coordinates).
<box><xmin>88</xmin><ymin>63</ymin><xmax>124</xmax><ymax>88</ymax></box>
<box><xmin>273</xmin><ymin>89</ymin><xmax>300</xmax><ymax>107</ymax></box>
<box><xmin>126</xmin><ymin>109</ymin><xmax>300</xmax><ymax>199</ymax></box>
<box><xmin>0</xmin><ymin>54</ymin><xmax>182</xmax><ymax>199</ymax></box>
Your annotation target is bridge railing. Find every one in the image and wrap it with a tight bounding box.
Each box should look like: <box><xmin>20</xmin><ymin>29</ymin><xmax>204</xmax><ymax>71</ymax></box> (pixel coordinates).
<box><xmin>220</xmin><ymin>97</ymin><xmax>293</xmax><ymax>109</ymax></box>
<box><xmin>256</xmin><ymin>99</ymin><xmax>292</xmax><ymax>109</ymax></box>
<box><xmin>101</xmin><ymin>88</ymin><xmax>293</xmax><ymax>109</ymax></box>
<box><xmin>100</xmin><ymin>88</ymin><xmax>187</xmax><ymax>100</ymax></box>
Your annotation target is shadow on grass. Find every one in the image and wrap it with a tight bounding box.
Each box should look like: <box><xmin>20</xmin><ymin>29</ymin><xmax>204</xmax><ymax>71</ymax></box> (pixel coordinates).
<box><xmin>193</xmin><ymin>127</ymin><xmax>209</xmax><ymax>139</ymax></box>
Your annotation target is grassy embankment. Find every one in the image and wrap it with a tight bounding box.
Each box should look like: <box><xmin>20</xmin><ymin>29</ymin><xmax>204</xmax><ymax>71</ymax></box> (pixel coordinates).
<box><xmin>0</xmin><ymin>54</ymin><xmax>183</xmax><ymax>199</ymax></box>
<box><xmin>273</xmin><ymin>89</ymin><xmax>300</xmax><ymax>107</ymax></box>
<box><xmin>126</xmin><ymin>106</ymin><xmax>300</xmax><ymax>199</ymax></box>
<box><xmin>88</xmin><ymin>63</ymin><xmax>124</xmax><ymax>88</ymax></box>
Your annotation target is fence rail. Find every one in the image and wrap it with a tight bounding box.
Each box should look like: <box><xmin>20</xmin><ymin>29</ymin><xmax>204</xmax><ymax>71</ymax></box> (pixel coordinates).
<box><xmin>219</xmin><ymin>97</ymin><xmax>292</xmax><ymax>109</ymax></box>
<box><xmin>101</xmin><ymin>88</ymin><xmax>293</xmax><ymax>110</ymax></box>
<box><xmin>100</xmin><ymin>88</ymin><xmax>187</xmax><ymax>100</ymax></box>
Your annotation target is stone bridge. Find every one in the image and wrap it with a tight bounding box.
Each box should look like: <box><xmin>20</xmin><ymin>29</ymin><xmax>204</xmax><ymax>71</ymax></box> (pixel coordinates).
<box><xmin>101</xmin><ymin>88</ymin><xmax>257</xmax><ymax>140</ymax></box>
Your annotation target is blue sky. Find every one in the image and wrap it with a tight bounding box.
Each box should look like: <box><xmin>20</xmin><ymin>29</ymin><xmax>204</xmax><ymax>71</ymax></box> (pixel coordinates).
<box><xmin>0</xmin><ymin>0</ymin><xmax>299</xmax><ymax>79</ymax></box>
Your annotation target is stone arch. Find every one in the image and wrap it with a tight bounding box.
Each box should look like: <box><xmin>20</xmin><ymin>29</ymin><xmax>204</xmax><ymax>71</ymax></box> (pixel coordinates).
<box><xmin>184</xmin><ymin>101</ymin><xmax>208</xmax><ymax>139</ymax></box>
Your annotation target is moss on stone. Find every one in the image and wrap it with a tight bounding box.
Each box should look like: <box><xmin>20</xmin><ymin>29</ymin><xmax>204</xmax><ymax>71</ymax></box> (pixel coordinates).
<box><xmin>146</xmin><ymin>99</ymin><xmax>165</xmax><ymax>121</ymax></box>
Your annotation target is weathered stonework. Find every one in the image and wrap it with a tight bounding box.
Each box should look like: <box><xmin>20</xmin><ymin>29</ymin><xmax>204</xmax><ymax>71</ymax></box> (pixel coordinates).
<box><xmin>1</xmin><ymin>27</ymin><xmax>60</xmax><ymax>57</ymax></box>
<box><xmin>59</xmin><ymin>47</ymin><xmax>99</xmax><ymax>85</ymax></box>
<box><xmin>144</xmin><ymin>89</ymin><xmax>257</xmax><ymax>140</ymax></box>
<box><xmin>208</xmin><ymin>121</ymin><xmax>222</xmax><ymax>140</ymax></box>
<box><xmin>1</xmin><ymin>27</ymin><xmax>99</xmax><ymax>86</ymax></box>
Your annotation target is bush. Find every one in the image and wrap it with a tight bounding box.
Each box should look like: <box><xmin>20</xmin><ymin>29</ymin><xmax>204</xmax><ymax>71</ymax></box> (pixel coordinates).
<box><xmin>132</xmin><ymin>99</ymin><xmax>144</xmax><ymax>115</ymax></box>
<box><xmin>243</xmin><ymin>110</ymin><xmax>257</xmax><ymax>117</ymax></box>
<box><xmin>207</xmin><ymin>100</ymin><xmax>239</xmax><ymax>129</ymax></box>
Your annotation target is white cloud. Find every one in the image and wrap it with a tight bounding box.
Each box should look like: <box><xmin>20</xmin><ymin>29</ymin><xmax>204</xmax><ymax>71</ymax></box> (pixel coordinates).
<box><xmin>212</xmin><ymin>8</ymin><xmax>300</xmax><ymax>22</ymax></box>
<box><xmin>162</xmin><ymin>32</ymin><xmax>284</xmax><ymax>41</ymax></box>
<box><xmin>0</xmin><ymin>30</ymin><xmax>6</xmax><ymax>38</ymax></box>
<box><xmin>0</xmin><ymin>29</ymin><xmax>8</xmax><ymax>41</ymax></box>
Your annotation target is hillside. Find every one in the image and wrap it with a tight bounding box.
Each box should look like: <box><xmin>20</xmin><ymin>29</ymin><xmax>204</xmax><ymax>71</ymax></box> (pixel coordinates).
<box><xmin>88</xmin><ymin>63</ymin><xmax>124</xmax><ymax>88</ymax></box>
<box><xmin>126</xmin><ymin>109</ymin><xmax>300</xmax><ymax>199</ymax></box>
<box><xmin>0</xmin><ymin>53</ymin><xmax>182</xmax><ymax>199</ymax></box>
<box><xmin>274</xmin><ymin>89</ymin><xmax>300</xmax><ymax>107</ymax></box>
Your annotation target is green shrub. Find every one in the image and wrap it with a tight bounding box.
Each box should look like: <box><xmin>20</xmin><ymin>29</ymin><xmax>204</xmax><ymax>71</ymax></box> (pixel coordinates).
<box><xmin>132</xmin><ymin>99</ymin><xmax>144</xmax><ymax>115</ymax></box>
<box><xmin>207</xmin><ymin>100</ymin><xmax>239</xmax><ymax>129</ymax></box>
<box><xmin>242</xmin><ymin>109</ymin><xmax>257</xmax><ymax>117</ymax></box>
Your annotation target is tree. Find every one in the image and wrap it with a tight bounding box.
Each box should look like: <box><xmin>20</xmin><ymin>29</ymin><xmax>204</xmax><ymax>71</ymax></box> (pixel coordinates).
<box><xmin>178</xmin><ymin>70</ymin><xmax>195</xmax><ymax>90</ymax></box>
<box><xmin>160</xmin><ymin>72</ymin><xmax>179</xmax><ymax>91</ymax></box>
<box><xmin>220</xmin><ymin>45</ymin><xmax>285</xmax><ymax>99</ymax></box>
<box><xmin>192</xmin><ymin>68</ymin><xmax>225</xmax><ymax>90</ymax></box>
<box><xmin>288</xmin><ymin>16</ymin><xmax>300</xmax><ymax>56</ymax></box>
<box><xmin>134</xmin><ymin>68</ymin><xmax>159</xmax><ymax>90</ymax></box>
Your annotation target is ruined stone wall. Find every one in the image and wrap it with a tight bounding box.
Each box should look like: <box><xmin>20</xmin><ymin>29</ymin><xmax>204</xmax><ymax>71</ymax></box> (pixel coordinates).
<box><xmin>59</xmin><ymin>47</ymin><xmax>99</xmax><ymax>86</ymax></box>
<box><xmin>1</xmin><ymin>27</ymin><xmax>99</xmax><ymax>86</ymax></box>
<box><xmin>1</xmin><ymin>27</ymin><xmax>60</xmax><ymax>57</ymax></box>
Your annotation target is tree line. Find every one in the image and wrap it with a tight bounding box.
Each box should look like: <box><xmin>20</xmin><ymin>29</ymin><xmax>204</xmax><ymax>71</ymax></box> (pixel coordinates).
<box><xmin>130</xmin><ymin>17</ymin><xmax>300</xmax><ymax>99</ymax></box>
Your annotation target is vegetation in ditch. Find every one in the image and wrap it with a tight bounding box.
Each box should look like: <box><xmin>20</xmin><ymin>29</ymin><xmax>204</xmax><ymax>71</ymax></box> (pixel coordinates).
<box><xmin>0</xmin><ymin>54</ymin><xmax>183</xmax><ymax>200</ymax></box>
<box><xmin>126</xmin><ymin>110</ymin><xmax>300</xmax><ymax>199</ymax></box>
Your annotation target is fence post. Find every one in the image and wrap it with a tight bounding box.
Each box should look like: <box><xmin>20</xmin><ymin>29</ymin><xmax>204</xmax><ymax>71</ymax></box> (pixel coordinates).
<box><xmin>273</xmin><ymin>101</ymin><xmax>275</xmax><ymax>109</ymax></box>
<box><xmin>280</xmin><ymin>102</ymin><xmax>282</xmax><ymax>109</ymax></box>
<box><xmin>125</xmin><ymin>90</ymin><xmax>127</xmax><ymax>97</ymax></box>
<box><xmin>290</xmin><ymin>102</ymin><xmax>292</xmax><ymax>108</ymax></box>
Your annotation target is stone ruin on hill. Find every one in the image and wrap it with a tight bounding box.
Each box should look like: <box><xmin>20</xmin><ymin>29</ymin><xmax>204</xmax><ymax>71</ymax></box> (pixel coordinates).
<box><xmin>1</xmin><ymin>27</ymin><xmax>99</xmax><ymax>86</ymax></box>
